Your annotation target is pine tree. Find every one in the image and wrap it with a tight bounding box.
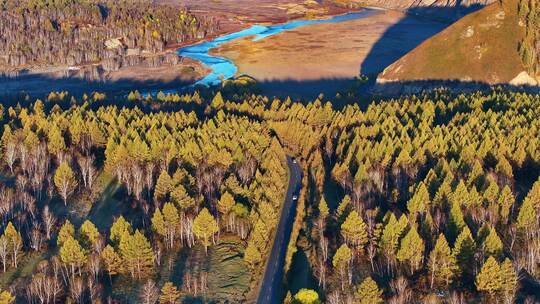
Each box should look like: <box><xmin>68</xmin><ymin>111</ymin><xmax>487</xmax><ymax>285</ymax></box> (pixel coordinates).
<box><xmin>428</xmin><ymin>233</ymin><xmax>458</xmax><ymax>288</ymax></box>
<box><xmin>336</xmin><ymin>195</ymin><xmax>351</xmax><ymax>222</ymax></box>
<box><xmin>2</xmin><ymin>222</ymin><xmax>22</xmax><ymax>268</ymax></box>
<box><xmin>159</xmin><ymin>282</ymin><xmax>180</xmax><ymax>304</ymax></box>
<box><xmin>100</xmin><ymin>244</ymin><xmax>123</xmax><ymax>279</ymax></box>
<box><xmin>453</xmin><ymin>227</ymin><xmax>476</xmax><ymax>273</ymax></box>
<box><xmin>210</xmin><ymin>92</ymin><xmax>225</xmax><ymax>110</ymax></box>
<box><xmin>162</xmin><ymin>202</ymin><xmax>180</xmax><ymax>248</ymax></box>
<box><xmin>56</xmin><ymin>220</ymin><xmax>75</xmax><ymax>248</ymax></box>
<box><xmin>483</xmin><ymin>181</ymin><xmax>500</xmax><ymax>206</ymax></box>
<box><xmin>0</xmin><ymin>290</ymin><xmax>14</xmax><ymax>304</ymax></box>
<box><xmin>354</xmin><ymin>277</ymin><xmax>383</xmax><ymax>304</ymax></box>
<box><xmin>380</xmin><ymin>213</ymin><xmax>408</xmax><ymax>255</ymax></box>
<box><xmin>332</xmin><ymin>244</ymin><xmax>352</xmax><ymax>290</ymax></box>
<box><xmin>397</xmin><ymin>225</ymin><xmax>424</xmax><ymax>273</ymax></box>
<box><xmin>80</xmin><ymin>220</ymin><xmax>100</xmax><ymax>250</ymax></box>
<box><xmin>500</xmin><ymin>258</ymin><xmax>517</xmax><ymax>299</ymax></box>
<box><xmin>47</xmin><ymin>126</ymin><xmax>66</xmax><ymax>157</ymax></box>
<box><xmin>54</xmin><ymin>161</ymin><xmax>78</xmax><ymax>205</ymax></box>
<box><xmin>110</xmin><ymin>216</ymin><xmax>132</xmax><ymax>244</ymax></box>
<box><xmin>192</xmin><ymin>208</ymin><xmax>219</xmax><ymax>255</ymax></box>
<box><xmin>244</xmin><ymin>242</ymin><xmax>262</xmax><ymax>271</ymax></box>
<box><xmin>448</xmin><ymin>199</ymin><xmax>465</xmax><ymax>241</ymax></box>
<box><xmin>340</xmin><ymin>210</ymin><xmax>368</xmax><ymax>250</ymax></box>
<box><xmin>517</xmin><ymin>197</ymin><xmax>537</xmax><ymax>231</ymax></box>
<box><xmin>484</xmin><ymin>227</ymin><xmax>503</xmax><ymax>259</ymax></box>
<box><xmin>119</xmin><ymin>230</ymin><xmax>154</xmax><ymax>279</ymax></box>
<box><xmin>476</xmin><ymin>256</ymin><xmax>502</xmax><ymax>296</ymax></box>
<box><xmin>407</xmin><ymin>182</ymin><xmax>430</xmax><ymax>216</ymax></box>
<box><xmin>319</xmin><ymin>197</ymin><xmax>329</xmax><ymax>219</ymax></box>
<box><xmin>154</xmin><ymin>170</ymin><xmax>172</xmax><ymax>203</ymax></box>
<box><xmin>60</xmin><ymin>236</ymin><xmax>87</xmax><ymax>279</ymax></box>
<box><xmin>498</xmin><ymin>185</ymin><xmax>515</xmax><ymax>223</ymax></box>
<box><xmin>152</xmin><ymin>208</ymin><xmax>167</xmax><ymax>241</ymax></box>
<box><xmin>217</xmin><ymin>191</ymin><xmax>235</xmax><ymax>218</ymax></box>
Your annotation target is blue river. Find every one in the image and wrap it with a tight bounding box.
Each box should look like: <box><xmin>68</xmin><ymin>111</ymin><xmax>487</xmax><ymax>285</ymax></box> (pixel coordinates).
<box><xmin>178</xmin><ymin>9</ymin><xmax>378</xmax><ymax>87</ymax></box>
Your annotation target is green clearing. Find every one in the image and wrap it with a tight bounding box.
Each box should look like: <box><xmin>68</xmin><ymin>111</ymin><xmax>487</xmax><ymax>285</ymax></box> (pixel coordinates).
<box><xmin>109</xmin><ymin>235</ymin><xmax>250</xmax><ymax>303</ymax></box>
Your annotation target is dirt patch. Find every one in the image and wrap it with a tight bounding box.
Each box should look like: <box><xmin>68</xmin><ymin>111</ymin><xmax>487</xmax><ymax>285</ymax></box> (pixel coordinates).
<box><xmin>211</xmin><ymin>10</ymin><xmax>445</xmax><ymax>81</ymax></box>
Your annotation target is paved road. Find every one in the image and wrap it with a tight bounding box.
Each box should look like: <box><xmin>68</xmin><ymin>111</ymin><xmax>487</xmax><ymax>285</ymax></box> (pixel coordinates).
<box><xmin>257</xmin><ymin>156</ymin><xmax>303</xmax><ymax>304</ymax></box>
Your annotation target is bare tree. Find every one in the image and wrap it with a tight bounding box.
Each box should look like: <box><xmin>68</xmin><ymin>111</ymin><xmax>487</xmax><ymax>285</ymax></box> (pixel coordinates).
<box><xmin>77</xmin><ymin>155</ymin><xmax>96</xmax><ymax>189</ymax></box>
<box><xmin>42</xmin><ymin>206</ymin><xmax>56</xmax><ymax>241</ymax></box>
<box><xmin>30</xmin><ymin>227</ymin><xmax>43</xmax><ymax>252</ymax></box>
<box><xmin>4</xmin><ymin>141</ymin><xmax>16</xmax><ymax>173</ymax></box>
<box><xmin>0</xmin><ymin>237</ymin><xmax>8</xmax><ymax>272</ymax></box>
<box><xmin>140</xmin><ymin>280</ymin><xmax>159</xmax><ymax>304</ymax></box>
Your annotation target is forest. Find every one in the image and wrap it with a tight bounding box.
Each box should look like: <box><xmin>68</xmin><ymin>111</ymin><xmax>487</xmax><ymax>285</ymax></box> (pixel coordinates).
<box><xmin>0</xmin><ymin>87</ymin><xmax>539</xmax><ymax>303</ymax></box>
<box><xmin>0</xmin><ymin>0</ymin><xmax>219</xmax><ymax>69</ymax></box>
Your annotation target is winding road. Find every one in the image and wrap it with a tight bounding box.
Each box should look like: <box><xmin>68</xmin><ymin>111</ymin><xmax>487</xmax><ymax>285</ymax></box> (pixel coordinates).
<box><xmin>257</xmin><ymin>156</ymin><xmax>303</xmax><ymax>304</ymax></box>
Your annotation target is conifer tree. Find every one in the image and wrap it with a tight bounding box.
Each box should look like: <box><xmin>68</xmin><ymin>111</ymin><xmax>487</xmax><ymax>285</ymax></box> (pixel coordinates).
<box><xmin>380</xmin><ymin>213</ymin><xmax>408</xmax><ymax>255</ymax></box>
<box><xmin>484</xmin><ymin>181</ymin><xmax>500</xmax><ymax>206</ymax></box>
<box><xmin>152</xmin><ymin>208</ymin><xmax>167</xmax><ymax>242</ymax></box>
<box><xmin>517</xmin><ymin>197</ymin><xmax>537</xmax><ymax>231</ymax></box>
<box><xmin>57</xmin><ymin>220</ymin><xmax>75</xmax><ymax>246</ymax></box>
<box><xmin>154</xmin><ymin>170</ymin><xmax>173</xmax><ymax>203</ymax></box>
<box><xmin>210</xmin><ymin>92</ymin><xmax>225</xmax><ymax>110</ymax></box>
<box><xmin>80</xmin><ymin>220</ymin><xmax>100</xmax><ymax>250</ymax></box>
<box><xmin>54</xmin><ymin>161</ymin><xmax>78</xmax><ymax>205</ymax></box>
<box><xmin>101</xmin><ymin>245</ymin><xmax>123</xmax><ymax>279</ymax></box>
<box><xmin>119</xmin><ymin>230</ymin><xmax>154</xmax><ymax>279</ymax></box>
<box><xmin>354</xmin><ymin>277</ymin><xmax>383</xmax><ymax>304</ymax></box>
<box><xmin>407</xmin><ymin>182</ymin><xmax>430</xmax><ymax>216</ymax></box>
<box><xmin>484</xmin><ymin>227</ymin><xmax>503</xmax><ymax>259</ymax></box>
<box><xmin>110</xmin><ymin>216</ymin><xmax>132</xmax><ymax>244</ymax></box>
<box><xmin>498</xmin><ymin>185</ymin><xmax>515</xmax><ymax>223</ymax></box>
<box><xmin>162</xmin><ymin>202</ymin><xmax>180</xmax><ymax>248</ymax></box>
<box><xmin>217</xmin><ymin>191</ymin><xmax>235</xmax><ymax>218</ymax></box>
<box><xmin>319</xmin><ymin>197</ymin><xmax>329</xmax><ymax>220</ymax></box>
<box><xmin>500</xmin><ymin>258</ymin><xmax>517</xmax><ymax>300</ymax></box>
<box><xmin>60</xmin><ymin>236</ymin><xmax>87</xmax><ymax>279</ymax></box>
<box><xmin>243</xmin><ymin>242</ymin><xmax>262</xmax><ymax>271</ymax></box>
<box><xmin>159</xmin><ymin>282</ymin><xmax>180</xmax><ymax>304</ymax></box>
<box><xmin>0</xmin><ymin>290</ymin><xmax>14</xmax><ymax>304</ymax></box>
<box><xmin>3</xmin><ymin>222</ymin><xmax>22</xmax><ymax>268</ymax></box>
<box><xmin>333</xmin><ymin>244</ymin><xmax>352</xmax><ymax>290</ymax></box>
<box><xmin>341</xmin><ymin>210</ymin><xmax>368</xmax><ymax>251</ymax></box>
<box><xmin>448</xmin><ymin>200</ymin><xmax>465</xmax><ymax>241</ymax></box>
<box><xmin>397</xmin><ymin>225</ymin><xmax>424</xmax><ymax>273</ymax></box>
<box><xmin>476</xmin><ymin>256</ymin><xmax>502</xmax><ymax>296</ymax></box>
<box><xmin>429</xmin><ymin>233</ymin><xmax>458</xmax><ymax>288</ymax></box>
<box><xmin>47</xmin><ymin>126</ymin><xmax>66</xmax><ymax>157</ymax></box>
<box><xmin>452</xmin><ymin>180</ymin><xmax>470</xmax><ymax>206</ymax></box>
<box><xmin>336</xmin><ymin>195</ymin><xmax>351</xmax><ymax>222</ymax></box>
<box><xmin>192</xmin><ymin>208</ymin><xmax>219</xmax><ymax>255</ymax></box>
<box><xmin>453</xmin><ymin>226</ymin><xmax>476</xmax><ymax>276</ymax></box>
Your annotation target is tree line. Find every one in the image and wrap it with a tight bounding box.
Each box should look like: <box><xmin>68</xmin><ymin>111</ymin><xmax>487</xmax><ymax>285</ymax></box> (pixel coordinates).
<box><xmin>0</xmin><ymin>0</ymin><xmax>219</xmax><ymax>68</ymax></box>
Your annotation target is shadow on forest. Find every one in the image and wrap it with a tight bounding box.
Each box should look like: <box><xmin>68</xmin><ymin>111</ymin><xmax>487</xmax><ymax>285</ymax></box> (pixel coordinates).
<box><xmin>0</xmin><ymin>72</ymin><xmax>194</xmax><ymax>100</ymax></box>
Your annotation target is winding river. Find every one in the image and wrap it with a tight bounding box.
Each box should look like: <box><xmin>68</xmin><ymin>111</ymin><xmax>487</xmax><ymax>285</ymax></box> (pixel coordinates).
<box><xmin>178</xmin><ymin>9</ymin><xmax>379</xmax><ymax>87</ymax></box>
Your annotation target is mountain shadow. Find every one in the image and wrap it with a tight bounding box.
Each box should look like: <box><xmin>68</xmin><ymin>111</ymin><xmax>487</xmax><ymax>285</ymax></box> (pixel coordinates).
<box><xmin>360</xmin><ymin>4</ymin><xmax>487</xmax><ymax>77</ymax></box>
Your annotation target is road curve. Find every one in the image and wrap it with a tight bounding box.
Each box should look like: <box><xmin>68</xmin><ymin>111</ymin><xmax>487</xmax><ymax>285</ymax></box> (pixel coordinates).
<box><xmin>257</xmin><ymin>156</ymin><xmax>303</xmax><ymax>304</ymax></box>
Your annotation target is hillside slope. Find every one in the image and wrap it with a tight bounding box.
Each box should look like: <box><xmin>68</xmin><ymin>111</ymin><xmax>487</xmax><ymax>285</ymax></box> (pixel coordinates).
<box><xmin>362</xmin><ymin>0</ymin><xmax>496</xmax><ymax>20</ymax></box>
<box><xmin>377</xmin><ymin>0</ymin><xmax>536</xmax><ymax>87</ymax></box>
